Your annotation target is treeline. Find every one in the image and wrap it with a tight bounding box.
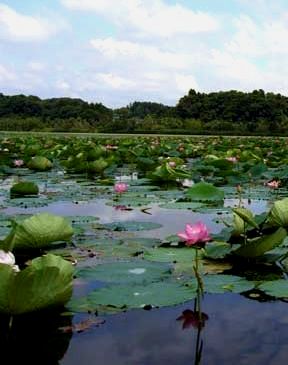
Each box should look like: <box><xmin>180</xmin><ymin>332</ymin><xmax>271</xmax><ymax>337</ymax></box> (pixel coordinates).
<box><xmin>1</xmin><ymin>90</ymin><xmax>288</xmax><ymax>134</ymax></box>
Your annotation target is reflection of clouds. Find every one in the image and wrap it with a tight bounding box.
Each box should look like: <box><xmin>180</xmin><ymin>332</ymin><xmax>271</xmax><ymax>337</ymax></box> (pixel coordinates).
<box><xmin>62</xmin><ymin>294</ymin><xmax>288</xmax><ymax>365</ymax></box>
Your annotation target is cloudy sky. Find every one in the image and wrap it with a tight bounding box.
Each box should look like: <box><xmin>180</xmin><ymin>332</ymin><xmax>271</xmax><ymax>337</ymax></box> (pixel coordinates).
<box><xmin>0</xmin><ymin>0</ymin><xmax>288</xmax><ymax>107</ymax></box>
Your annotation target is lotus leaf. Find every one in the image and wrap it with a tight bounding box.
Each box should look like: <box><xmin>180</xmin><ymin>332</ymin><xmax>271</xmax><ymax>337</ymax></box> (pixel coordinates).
<box><xmin>28</xmin><ymin>156</ymin><xmax>52</xmax><ymax>171</ymax></box>
<box><xmin>10</xmin><ymin>181</ymin><xmax>39</xmax><ymax>197</ymax></box>
<box><xmin>2</xmin><ymin>213</ymin><xmax>74</xmax><ymax>250</ymax></box>
<box><xmin>0</xmin><ymin>254</ymin><xmax>73</xmax><ymax>314</ymax></box>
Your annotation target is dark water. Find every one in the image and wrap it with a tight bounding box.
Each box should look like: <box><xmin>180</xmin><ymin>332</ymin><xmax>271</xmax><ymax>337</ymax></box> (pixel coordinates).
<box><xmin>2</xmin><ymin>293</ymin><xmax>288</xmax><ymax>365</ymax></box>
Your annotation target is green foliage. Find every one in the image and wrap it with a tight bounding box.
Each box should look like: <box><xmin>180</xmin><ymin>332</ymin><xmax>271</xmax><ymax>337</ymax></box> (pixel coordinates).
<box><xmin>10</xmin><ymin>181</ymin><xmax>39</xmax><ymax>196</ymax></box>
<box><xmin>0</xmin><ymin>254</ymin><xmax>73</xmax><ymax>314</ymax></box>
<box><xmin>268</xmin><ymin>198</ymin><xmax>288</xmax><ymax>227</ymax></box>
<box><xmin>234</xmin><ymin>228</ymin><xmax>287</xmax><ymax>258</ymax></box>
<box><xmin>28</xmin><ymin>156</ymin><xmax>52</xmax><ymax>171</ymax></box>
<box><xmin>2</xmin><ymin>213</ymin><xmax>74</xmax><ymax>250</ymax></box>
<box><xmin>186</xmin><ymin>182</ymin><xmax>224</xmax><ymax>202</ymax></box>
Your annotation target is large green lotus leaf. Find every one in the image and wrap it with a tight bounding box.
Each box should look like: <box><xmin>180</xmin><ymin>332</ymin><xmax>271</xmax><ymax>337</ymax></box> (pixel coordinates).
<box><xmin>185</xmin><ymin>182</ymin><xmax>224</xmax><ymax>202</ymax></box>
<box><xmin>28</xmin><ymin>156</ymin><xmax>52</xmax><ymax>171</ymax></box>
<box><xmin>234</xmin><ymin>228</ymin><xmax>287</xmax><ymax>258</ymax></box>
<box><xmin>144</xmin><ymin>248</ymin><xmax>197</xmax><ymax>263</ymax></box>
<box><xmin>0</xmin><ymin>265</ymin><xmax>14</xmax><ymax>313</ymax></box>
<box><xmin>203</xmin><ymin>274</ymin><xmax>254</xmax><ymax>294</ymax></box>
<box><xmin>232</xmin><ymin>207</ymin><xmax>259</xmax><ymax>229</ymax></box>
<box><xmin>159</xmin><ymin>202</ymin><xmax>204</xmax><ymax>210</ymax></box>
<box><xmin>0</xmin><ymin>254</ymin><xmax>73</xmax><ymax>314</ymax></box>
<box><xmin>3</xmin><ymin>213</ymin><xmax>74</xmax><ymax>250</ymax></box>
<box><xmin>104</xmin><ymin>221</ymin><xmax>162</xmax><ymax>231</ymax></box>
<box><xmin>258</xmin><ymin>280</ymin><xmax>288</xmax><ymax>298</ymax></box>
<box><xmin>76</xmin><ymin>261</ymin><xmax>171</xmax><ymax>284</ymax></box>
<box><xmin>268</xmin><ymin>198</ymin><xmax>288</xmax><ymax>227</ymax></box>
<box><xmin>87</xmin><ymin>282</ymin><xmax>197</xmax><ymax>309</ymax></box>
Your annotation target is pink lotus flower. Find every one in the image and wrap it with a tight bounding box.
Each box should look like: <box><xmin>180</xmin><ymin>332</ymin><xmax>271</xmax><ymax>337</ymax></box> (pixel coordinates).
<box><xmin>226</xmin><ymin>156</ymin><xmax>237</xmax><ymax>163</ymax></box>
<box><xmin>177</xmin><ymin>222</ymin><xmax>211</xmax><ymax>246</ymax></box>
<box><xmin>266</xmin><ymin>180</ymin><xmax>280</xmax><ymax>189</ymax></box>
<box><xmin>168</xmin><ymin>161</ymin><xmax>176</xmax><ymax>168</ymax></box>
<box><xmin>114</xmin><ymin>182</ymin><xmax>128</xmax><ymax>194</ymax></box>
<box><xmin>14</xmin><ymin>159</ymin><xmax>24</xmax><ymax>167</ymax></box>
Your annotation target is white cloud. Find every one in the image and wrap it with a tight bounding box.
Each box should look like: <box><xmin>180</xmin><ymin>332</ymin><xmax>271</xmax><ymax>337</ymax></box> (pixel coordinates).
<box><xmin>90</xmin><ymin>37</ymin><xmax>195</xmax><ymax>70</ymax></box>
<box><xmin>226</xmin><ymin>15</ymin><xmax>288</xmax><ymax>57</ymax></box>
<box><xmin>27</xmin><ymin>61</ymin><xmax>46</xmax><ymax>72</ymax></box>
<box><xmin>175</xmin><ymin>74</ymin><xmax>199</xmax><ymax>93</ymax></box>
<box><xmin>62</xmin><ymin>0</ymin><xmax>219</xmax><ymax>37</ymax></box>
<box><xmin>211</xmin><ymin>49</ymin><xmax>262</xmax><ymax>83</ymax></box>
<box><xmin>0</xmin><ymin>3</ymin><xmax>67</xmax><ymax>42</ymax></box>
<box><xmin>56</xmin><ymin>80</ymin><xmax>71</xmax><ymax>91</ymax></box>
<box><xmin>0</xmin><ymin>64</ymin><xmax>16</xmax><ymax>81</ymax></box>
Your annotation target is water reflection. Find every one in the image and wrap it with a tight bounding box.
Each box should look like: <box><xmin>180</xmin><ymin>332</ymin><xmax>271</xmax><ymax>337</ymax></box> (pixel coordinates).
<box><xmin>0</xmin><ymin>311</ymin><xmax>73</xmax><ymax>365</ymax></box>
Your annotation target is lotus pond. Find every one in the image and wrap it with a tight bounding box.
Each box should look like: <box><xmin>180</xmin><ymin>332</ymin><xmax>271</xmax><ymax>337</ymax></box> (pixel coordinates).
<box><xmin>2</xmin><ymin>134</ymin><xmax>288</xmax><ymax>364</ymax></box>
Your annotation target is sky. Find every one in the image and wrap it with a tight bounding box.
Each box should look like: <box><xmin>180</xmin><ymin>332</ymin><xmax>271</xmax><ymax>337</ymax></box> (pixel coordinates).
<box><xmin>0</xmin><ymin>0</ymin><xmax>288</xmax><ymax>107</ymax></box>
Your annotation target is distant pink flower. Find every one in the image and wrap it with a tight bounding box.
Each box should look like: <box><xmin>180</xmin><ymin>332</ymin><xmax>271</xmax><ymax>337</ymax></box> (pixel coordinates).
<box><xmin>266</xmin><ymin>180</ymin><xmax>280</xmax><ymax>189</ymax></box>
<box><xmin>106</xmin><ymin>144</ymin><xmax>118</xmax><ymax>150</ymax></box>
<box><xmin>14</xmin><ymin>159</ymin><xmax>24</xmax><ymax>167</ymax></box>
<box><xmin>114</xmin><ymin>182</ymin><xmax>128</xmax><ymax>194</ymax></box>
<box><xmin>226</xmin><ymin>157</ymin><xmax>237</xmax><ymax>163</ymax></box>
<box><xmin>168</xmin><ymin>161</ymin><xmax>176</xmax><ymax>168</ymax></box>
<box><xmin>177</xmin><ymin>222</ymin><xmax>211</xmax><ymax>246</ymax></box>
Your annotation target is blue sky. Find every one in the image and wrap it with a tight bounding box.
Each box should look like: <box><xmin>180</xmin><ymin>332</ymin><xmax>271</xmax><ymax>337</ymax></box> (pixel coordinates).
<box><xmin>0</xmin><ymin>0</ymin><xmax>287</xmax><ymax>107</ymax></box>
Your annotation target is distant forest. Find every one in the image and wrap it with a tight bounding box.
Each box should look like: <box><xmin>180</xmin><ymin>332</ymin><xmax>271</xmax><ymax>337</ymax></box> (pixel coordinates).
<box><xmin>1</xmin><ymin>89</ymin><xmax>288</xmax><ymax>134</ymax></box>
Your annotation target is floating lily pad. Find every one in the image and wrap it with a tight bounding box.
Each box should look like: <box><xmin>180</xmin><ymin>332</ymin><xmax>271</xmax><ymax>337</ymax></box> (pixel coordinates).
<box><xmin>76</xmin><ymin>261</ymin><xmax>171</xmax><ymax>284</ymax></box>
<box><xmin>104</xmin><ymin>221</ymin><xmax>162</xmax><ymax>231</ymax></box>
<box><xmin>144</xmin><ymin>248</ymin><xmax>197</xmax><ymax>263</ymax></box>
<box><xmin>159</xmin><ymin>202</ymin><xmax>204</xmax><ymax>210</ymax></box>
<box><xmin>203</xmin><ymin>274</ymin><xmax>254</xmax><ymax>293</ymax></box>
<box><xmin>87</xmin><ymin>282</ymin><xmax>197</xmax><ymax>309</ymax></box>
<box><xmin>258</xmin><ymin>280</ymin><xmax>288</xmax><ymax>298</ymax></box>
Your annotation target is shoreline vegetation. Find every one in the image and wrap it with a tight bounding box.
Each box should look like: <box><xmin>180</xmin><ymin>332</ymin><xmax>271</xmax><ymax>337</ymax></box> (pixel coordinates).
<box><xmin>1</xmin><ymin>89</ymin><xmax>288</xmax><ymax>135</ymax></box>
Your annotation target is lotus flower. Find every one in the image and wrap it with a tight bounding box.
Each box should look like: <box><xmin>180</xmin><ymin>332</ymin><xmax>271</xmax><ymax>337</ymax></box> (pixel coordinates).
<box><xmin>168</xmin><ymin>161</ymin><xmax>176</xmax><ymax>168</ymax></box>
<box><xmin>114</xmin><ymin>182</ymin><xmax>128</xmax><ymax>194</ymax></box>
<box><xmin>0</xmin><ymin>250</ymin><xmax>19</xmax><ymax>272</ymax></box>
<box><xmin>177</xmin><ymin>222</ymin><xmax>211</xmax><ymax>246</ymax></box>
<box><xmin>226</xmin><ymin>156</ymin><xmax>237</xmax><ymax>163</ymax></box>
<box><xmin>14</xmin><ymin>159</ymin><xmax>24</xmax><ymax>167</ymax></box>
<box><xmin>266</xmin><ymin>180</ymin><xmax>280</xmax><ymax>189</ymax></box>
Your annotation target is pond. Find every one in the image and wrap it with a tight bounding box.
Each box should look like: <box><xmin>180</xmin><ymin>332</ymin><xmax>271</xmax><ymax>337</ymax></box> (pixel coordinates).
<box><xmin>1</xmin><ymin>135</ymin><xmax>288</xmax><ymax>365</ymax></box>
